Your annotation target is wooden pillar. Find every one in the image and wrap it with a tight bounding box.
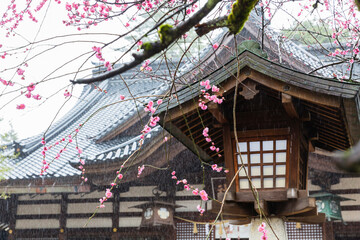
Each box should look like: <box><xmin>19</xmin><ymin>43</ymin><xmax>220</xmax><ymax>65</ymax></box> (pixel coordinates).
<box><xmin>59</xmin><ymin>194</ymin><xmax>68</xmax><ymax>240</ymax></box>
<box><xmin>223</xmin><ymin>124</ymin><xmax>235</xmax><ymax>192</ymax></box>
<box><xmin>289</xmin><ymin>120</ymin><xmax>300</xmax><ymax>189</ymax></box>
<box><xmin>322</xmin><ymin>221</ymin><xmax>335</xmax><ymax>240</ymax></box>
<box><xmin>112</xmin><ymin>191</ymin><xmax>120</xmax><ymax>240</ymax></box>
<box><xmin>8</xmin><ymin>194</ymin><xmax>17</xmax><ymax>240</ymax></box>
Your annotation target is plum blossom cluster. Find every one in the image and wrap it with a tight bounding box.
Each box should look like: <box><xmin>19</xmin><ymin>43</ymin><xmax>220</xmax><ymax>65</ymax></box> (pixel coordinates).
<box><xmin>24</xmin><ymin>83</ymin><xmax>41</xmax><ymax>101</ymax></box>
<box><xmin>140</xmin><ymin>99</ymin><xmax>162</xmax><ymax>140</ymax></box>
<box><xmin>198</xmin><ymin>80</ymin><xmax>224</xmax><ymax>110</ymax></box>
<box><xmin>185</xmin><ymin>3</ymin><xmax>198</xmax><ymax>15</ymax></box>
<box><xmin>63</xmin><ymin>1</ymin><xmax>112</xmax><ymax>29</ymax></box>
<box><xmin>99</xmin><ymin>188</ymin><xmax>112</xmax><ymax>208</ymax></box>
<box><xmin>62</xmin><ymin>0</ymin><xmax>198</xmax><ymax>30</ymax></box>
<box><xmin>0</xmin><ymin>1</ymin><xmax>41</xmax><ymax>38</ymax></box>
<box><xmin>202</xmin><ymin>127</ymin><xmax>222</xmax><ymax>158</ymax></box>
<box><xmin>137</xmin><ymin>165</ymin><xmax>145</xmax><ymax>177</ymax></box>
<box><xmin>64</xmin><ymin>89</ymin><xmax>72</xmax><ymax>98</ymax></box>
<box><xmin>171</xmin><ymin>171</ymin><xmax>209</xmax><ymax>214</ymax></box>
<box><xmin>140</xmin><ymin>60</ymin><xmax>152</xmax><ymax>72</ymax></box>
<box><xmin>76</xmin><ymin>145</ymin><xmax>87</xmax><ymax>182</ymax></box>
<box><xmin>15</xmin><ymin>83</ymin><xmax>41</xmax><ymax>110</ymax></box>
<box><xmin>258</xmin><ymin>222</ymin><xmax>268</xmax><ymax>240</ymax></box>
<box><xmin>211</xmin><ymin>164</ymin><xmax>229</xmax><ymax>173</ymax></box>
<box><xmin>136</xmin><ymin>0</ymin><xmax>161</xmax><ymax>12</ymax></box>
<box><xmin>40</xmin><ymin>124</ymin><xmax>86</xmax><ymax>180</ymax></box>
<box><xmin>197</xmin><ymin>205</ymin><xmax>205</xmax><ymax>215</ymax></box>
<box><xmin>0</xmin><ymin>77</ymin><xmax>14</xmax><ymax>86</ymax></box>
<box><xmin>92</xmin><ymin>46</ymin><xmax>112</xmax><ymax>71</ymax></box>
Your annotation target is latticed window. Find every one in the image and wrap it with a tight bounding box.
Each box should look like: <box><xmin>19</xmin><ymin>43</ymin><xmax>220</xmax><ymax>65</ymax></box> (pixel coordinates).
<box><xmin>286</xmin><ymin>222</ymin><xmax>323</xmax><ymax>240</ymax></box>
<box><xmin>235</xmin><ymin>136</ymin><xmax>289</xmax><ymax>190</ymax></box>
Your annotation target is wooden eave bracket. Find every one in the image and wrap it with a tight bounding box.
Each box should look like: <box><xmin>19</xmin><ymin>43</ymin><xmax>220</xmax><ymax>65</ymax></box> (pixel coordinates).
<box><xmin>211</xmin><ymin>201</ymin><xmax>254</xmax><ymax>217</ymax></box>
<box><xmin>282</xmin><ymin>93</ymin><xmax>299</xmax><ymax>119</ymax></box>
<box><xmin>208</xmin><ymin>102</ymin><xmax>228</xmax><ymax>124</ymax></box>
<box><xmin>274</xmin><ymin>197</ymin><xmax>317</xmax><ymax>216</ymax></box>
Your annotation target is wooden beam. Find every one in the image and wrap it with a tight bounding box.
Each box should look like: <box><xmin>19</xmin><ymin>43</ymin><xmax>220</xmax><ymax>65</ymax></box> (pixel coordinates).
<box><xmin>228</xmin><ymin>218</ymin><xmax>252</xmax><ymax>225</ymax></box>
<box><xmin>274</xmin><ymin>197</ymin><xmax>316</xmax><ymax>216</ymax></box>
<box><xmin>163</xmin><ymin>121</ymin><xmax>212</xmax><ymax>161</ymax></box>
<box><xmin>234</xmin><ymin>128</ymin><xmax>290</xmax><ymax>138</ymax></box>
<box><xmin>248</xmin><ymin>67</ymin><xmax>341</xmax><ymax>108</ymax></box>
<box><xmin>221</xmin><ymin>190</ymin><xmax>289</xmax><ymax>203</ymax></box>
<box><xmin>286</xmin><ymin>212</ymin><xmax>326</xmax><ymax>224</ymax></box>
<box><xmin>290</xmin><ymin>207</ymin><xmax>318</xmax><ymax>217</ymax></box>
<box><xmin>162</xmin><ymin>101</ymin><xmax>199</xmax><ymax>123</ymax></box>
<box><xmin>211</xmin><ymin>201</ymin><xmax>254</xmax><ymax>217</ymax></box>
<box><xmin>254</xmin><ymin>199</ymin><xmax>269</xmax><ymax>216</ymax></box>
<box><xmin>282</xmin><ymin>93</ymin><xmax>299</xmax><ymax>119</ymax></box>
<box><xmin>208</xmin><ymin>102</ymin><xmax>228</xmax><ymax>124</ymax></box>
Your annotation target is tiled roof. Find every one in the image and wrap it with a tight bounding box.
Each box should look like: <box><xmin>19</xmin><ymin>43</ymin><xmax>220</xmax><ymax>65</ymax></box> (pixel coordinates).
<box><xmin>84</xmin><ymin>125</ymin><xmax>162</xmax><ymax>166</ymax></box>
<box><xmin>1</xmin><ymin>65</ymin><xmax>170</xmax><ymax>180</ymax></box>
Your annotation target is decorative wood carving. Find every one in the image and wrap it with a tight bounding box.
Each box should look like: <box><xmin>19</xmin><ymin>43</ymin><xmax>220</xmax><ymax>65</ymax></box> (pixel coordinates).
<box><xmin>239</xmin><ymin>81</ymin><xmax>259</xmax><ymax>100</ymax></box>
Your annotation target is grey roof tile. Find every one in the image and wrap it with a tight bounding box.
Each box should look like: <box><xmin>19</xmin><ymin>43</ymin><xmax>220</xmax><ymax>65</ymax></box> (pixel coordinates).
<box><xmin>2</xmin><ymin>65</ymin><xmax>170</xmax><ymax>181</ymax></box>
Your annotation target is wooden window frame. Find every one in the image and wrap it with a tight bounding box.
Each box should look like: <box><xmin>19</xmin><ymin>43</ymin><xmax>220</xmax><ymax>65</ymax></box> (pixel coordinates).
<box><xmin>232</xmin><ymin>129</ymin><xmax>290</xmax><ymax>192</ymax></box>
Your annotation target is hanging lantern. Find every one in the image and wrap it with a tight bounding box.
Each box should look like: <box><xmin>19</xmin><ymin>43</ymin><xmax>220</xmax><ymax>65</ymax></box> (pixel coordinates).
<box><xmin>131</xmin><ymin>187</ymin><xmax>183</xmax><ymax>228</ymax></box>
<box><xmin>310</xmin><ymin>192</ymin><xmax>354</xmax><ymax>221</ymax></box>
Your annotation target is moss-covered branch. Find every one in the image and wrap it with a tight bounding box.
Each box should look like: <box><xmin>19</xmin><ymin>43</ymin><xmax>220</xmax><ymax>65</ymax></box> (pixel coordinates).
<box><xmin>196</xmin><ymin>0</ymin><xmax>258</xmax><ymax>36</ymax></box>
<box><xmin>72</xmin><ymin>0</ymin><xmax>222</xmax><ymax>85</ymax></box>
<box><xmin>356</xmin><ymin>0</ymin><xmax>360</xmax><ymax>11</ymax></box>
<box><xmin>228</xmin><ymin>0</ymin><xmax>258</xmax><ymax>34</ymax></box>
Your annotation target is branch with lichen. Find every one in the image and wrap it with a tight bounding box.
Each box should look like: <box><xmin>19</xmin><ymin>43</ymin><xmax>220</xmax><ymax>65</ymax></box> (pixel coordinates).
<box><xmin>71</xmin><ymin>0</ymin><xmax>222</xmax><ymax>85</ymax></box>
<box><xmin>196</xmin><ymin>0</ymin><xmax>258</xmax><ymax>36</ymax></box>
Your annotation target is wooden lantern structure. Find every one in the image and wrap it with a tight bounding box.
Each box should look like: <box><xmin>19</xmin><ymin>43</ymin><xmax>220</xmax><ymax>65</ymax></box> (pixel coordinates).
<box><xmin>311</xmin><ymin>192</ymin><xmax>354</xmax><ymax>222</ymax></box>
<box><xmin>131</xmin><ymin>188</ymin><xmax>182</xmax><ymax>228</ymax></box>
<box><xmin>132</xmin><ymin>201</ymin><xmax>178</xmax><ymax>227</ymax></box>
<box><xmin>158</xmin><ymin>40</ymin><xmax>360</xmax><ymax>224</ymax></box>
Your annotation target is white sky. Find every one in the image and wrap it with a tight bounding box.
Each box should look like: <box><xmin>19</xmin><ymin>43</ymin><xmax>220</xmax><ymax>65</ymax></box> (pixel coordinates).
<box><xmin>0</xmin><ymin>0</ymin><xmax>304</xmax><ymax>141</ymax></box>
<box><xmin>0</xmin><ymin>1</ymin><xmax>133</xmax><ymax>140</ymax></box>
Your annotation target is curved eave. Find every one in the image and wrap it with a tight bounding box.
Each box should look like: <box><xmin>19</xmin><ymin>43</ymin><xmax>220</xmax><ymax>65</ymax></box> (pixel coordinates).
<box><xmin>0</xmin><ymin>175</ymin><xmax>90</xmax><ymax>194</ymax></box>
<box><xmin>160</xmin><ymin>51</ymin><xmax>359</xmax><ymax>113</ymax></box>
<box><xmin>79</xmin><ymin>135</ymin><xmax>186</xmax><ymax>186</ymax></box>
<box><xmin>159</xmin><ymin>51</ymin><xmax>360</xmax><ymax>148</ymax></box>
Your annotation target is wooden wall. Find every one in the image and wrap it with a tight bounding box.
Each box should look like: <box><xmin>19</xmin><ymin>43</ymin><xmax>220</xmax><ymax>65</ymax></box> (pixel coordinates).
<box><xmin>12</xmin><ymin>184</ymin><xmax>207</xmax><ymax>239</ymax></box>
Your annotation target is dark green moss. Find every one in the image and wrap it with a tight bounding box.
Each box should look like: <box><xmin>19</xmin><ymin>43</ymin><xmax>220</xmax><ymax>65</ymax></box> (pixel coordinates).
<box><xmin>227</xmin><ymin>0</ymin><xmax>258</xmax><ymax>34</ymax></box>
<box><xmin>158</xmin><ymin>24</ymin><xmax>174</xmax><ymax>45</ymax></box>
<box><xmin>141</xmin><ymin>42</ymin><xmax>153</xmax><ymax>51</ymax></box>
